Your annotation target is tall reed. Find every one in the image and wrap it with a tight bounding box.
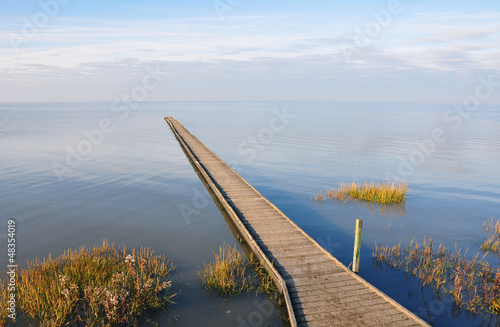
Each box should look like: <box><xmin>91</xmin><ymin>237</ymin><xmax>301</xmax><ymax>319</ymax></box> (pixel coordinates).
<box><xmin>373</xmin><ymin>238</ymin><xmax>500</xmax><ymax>314</ymax></box>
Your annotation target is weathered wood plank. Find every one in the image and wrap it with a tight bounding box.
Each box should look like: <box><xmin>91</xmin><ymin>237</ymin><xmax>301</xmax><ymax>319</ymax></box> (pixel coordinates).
<box><xmin>284</xmin><ymin>263</ymin><xmax>351</xmax><ymax>279</ymax></box>
<box><xmin>274</xmin><ymin>253</ymin><xmax>332</xmax><ymax>266</ymax></box>
<box><xmin>291</xmin><ymin>281</ymin><xmax>370</xmax><ymax>297</ymax></box>
<box><xmin>293</xmin><ymin>292</ymin><xmax>378</xmax><ymax>310</ymax></box>
<box><xmin>297</xmin><ymin>306</ymin><xmax>412</xmax><ymax>327</ymax></box>
<box><xmin>286</xmin><ymin>271</ymin><xmax>355</xmax><ymax>287</ymax></box>
<box><xmin>298</xmin><ymin>297</ymin><xmax>391</xmax><ymax>316</ymax></box>
<box><xmin>257</xmin><ymin>237</ymin><xmax>314</xmax><ymax>247</ymax></box>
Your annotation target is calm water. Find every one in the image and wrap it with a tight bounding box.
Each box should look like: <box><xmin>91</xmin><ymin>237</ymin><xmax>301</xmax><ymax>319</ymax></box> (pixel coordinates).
<box><xmin>1</xmin><ymin>102</ymin><xmax>499</xmax><ymax>326</ymax></box>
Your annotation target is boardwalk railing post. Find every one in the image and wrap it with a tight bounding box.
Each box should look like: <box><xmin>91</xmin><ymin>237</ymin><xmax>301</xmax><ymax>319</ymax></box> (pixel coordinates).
<box><xmin>352</xmin><ymin>219</ymin><xmax>363</xmax><ymax>274</ymax></box>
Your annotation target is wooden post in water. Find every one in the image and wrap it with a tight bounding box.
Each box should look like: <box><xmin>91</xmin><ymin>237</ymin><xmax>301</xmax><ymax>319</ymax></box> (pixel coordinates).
<box><xmin>352</xmin><ymin>219</ymin><xmax>363</xmax><ymax>274</ymax></box>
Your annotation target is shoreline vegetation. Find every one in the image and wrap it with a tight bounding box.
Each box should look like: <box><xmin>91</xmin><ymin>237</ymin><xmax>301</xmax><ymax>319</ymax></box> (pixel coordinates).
<box><xmin>198</xmin><ymin>243</ymin><xmax>277</xmax><ymax>297</ymax></box>
<box><xmin>1</xmin><ymin>241</ymin><xmax>280</xmax><ymax>327</ymax></box>
<box><xmin>313</xmin><ymin>181</ymin><xmax>408</xmax><ymax>205</ymax></box>
<box><xmin>0</xmin><ymin>241</ymin><xmax>175</xmax><ymax>327</ymax></box>
<box><xmin>373</xmin><ymin>236</ymin><xmax>500</xmax><ymax>315</ymax></box>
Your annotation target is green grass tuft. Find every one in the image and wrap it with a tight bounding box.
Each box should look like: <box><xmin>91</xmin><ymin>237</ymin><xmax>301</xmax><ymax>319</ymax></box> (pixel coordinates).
<box><xmin>313</xmin><ymin>181</ymin><xmax>408</xmax><ymax>205</ymax></box>
<box><xmin>198</xmin><ymin>243</ymin><xmax>277</xmax><ymax>297</ymax></box>
<box><xmin>198</xmin><ymin>243</ymin><xmax>256</xmax><ymax>297</ymax></box>
<box><xmin>0</xmin><ymin>241</ymin><xmax>175</xmax><ymax>326</ymax></box>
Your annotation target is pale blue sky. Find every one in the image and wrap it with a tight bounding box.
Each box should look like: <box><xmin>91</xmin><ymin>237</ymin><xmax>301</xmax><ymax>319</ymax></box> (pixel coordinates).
<box><xmin>1</xmin><ymin>0</ymin><xmax>499</xmax><ymax>103</ymax></box>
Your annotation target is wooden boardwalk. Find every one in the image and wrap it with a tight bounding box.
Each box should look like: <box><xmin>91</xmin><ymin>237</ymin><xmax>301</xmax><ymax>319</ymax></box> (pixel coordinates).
<box><xmin>165</xmin><ymin>117</ymin><xmax>429</xmax><ymax>327</ymax></box>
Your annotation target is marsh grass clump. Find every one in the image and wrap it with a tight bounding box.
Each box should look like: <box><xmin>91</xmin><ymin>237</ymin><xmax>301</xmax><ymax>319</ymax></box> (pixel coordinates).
<box><xmin>481</xmin><ymin>219</ymin><xmax>500</xmax><ymax>253</ymax></box>
<box><xmin>373</xmin><ymin>238</ymin><xmax>500</xmax><ymax>314</ymax></box>
<box><xmin>249</xmin><ymin>255</ymin><xmax>278</xmax><ymax>295</ymax></box>
<box><xmin>313</xmin><ymin>181</ymin><xmax>408</xmax><ymax>205</ymax></box>
<box><xmin>198</xmin><ymin>243</ymin><xmax>256</xmax><ymax>296</ymax></box>
<box><xmin>0</xmin><ymin>241</ymin><xmax>175</xmax><ymax>327</ymax></box>
<box><xmin>198</xmin><ymin>244</ymin><xmax>277</xmax><ymax>297</ymax></box>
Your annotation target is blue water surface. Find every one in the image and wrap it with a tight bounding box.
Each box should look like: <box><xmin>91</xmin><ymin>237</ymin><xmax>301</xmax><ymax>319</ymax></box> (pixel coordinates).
<box><xmin>1</xmin><ymin>102</ymin><xmax>499</xmax><ymax>326</ymax></box>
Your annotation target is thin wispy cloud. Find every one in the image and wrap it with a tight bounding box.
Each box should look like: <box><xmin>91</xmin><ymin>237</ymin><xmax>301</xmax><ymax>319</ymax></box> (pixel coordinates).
<box><xmin>414</xmin><ymin>11</ymin><xmax>500</xmax><ymax>21</ymax></box>
<box><xmin>0</xmin><ymin>2</ymin><xmax>499</xmax><ymax>103</ymax></box>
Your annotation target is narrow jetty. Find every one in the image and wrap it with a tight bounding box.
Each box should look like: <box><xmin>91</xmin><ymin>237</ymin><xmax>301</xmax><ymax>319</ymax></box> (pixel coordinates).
<box><xmin>165</xmin><ymin>117</ymin><xmax>429</xmax><ymax>327</ymax></box>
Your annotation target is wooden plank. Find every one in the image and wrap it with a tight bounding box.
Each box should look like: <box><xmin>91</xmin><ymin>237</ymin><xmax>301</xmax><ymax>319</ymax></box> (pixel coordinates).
<box><xmin>292</xmin><ymin>280</ymin><xmax>369</xmax><ymax>295</ymax></box>
<box><xmin>232</xmin><ymin>207</ymin><xmax>278</xmax><ymax>216</ymax></box>
<box><xmin>293</xmin><ymin>292</ymin><xmax>378</xmax><ymax>310</ymax></box>
<box><xmin>298</xmin><ymin>306</ymin><xmax>409</xmax><ymax>327</ymax></box>
<box><xmin>253</xmin><ymin>229</ymin><xmax>305</xmax><ymax>239</ymax></box>
<box><xmin>262</xmin><ymin>247</ymin><xmax>324</xmax><ymax>259</ymax></box>
<box><xmin>243</xmin><ymin>220</ymin><xmax>293</xmax><ymax>229</ymax></box>
<box><xmin>283</xmin><ymin>262</ymin><xmax>347</xmax><ymax>278</ymax></box>
<box><xmin>274</xmin><ymin>253</ymin><xmax>332</xmax><ymax>266</ymax></box>
<box><xmin>298</xmin><ymin>297</ymin><xmax>391</xmax><ymax>316</ymax></box>
<box><xmin>256</xmin><ymin>237</ymin><xmax>313</xmax><ymax>247</ymax></box>
<box><xmin>260</xmin><ymin>242</ymin><xmax>321</xmax><ymax>253</ymax></box>
<box><xmin>257</xmin><ymin>232</ymin><xmax>312</xmax><ymax>241</ymax></box>
<box><xmin>286</xmin><ymin>271</ymin><xmax>360</xmax><ymax>287</ymax></box>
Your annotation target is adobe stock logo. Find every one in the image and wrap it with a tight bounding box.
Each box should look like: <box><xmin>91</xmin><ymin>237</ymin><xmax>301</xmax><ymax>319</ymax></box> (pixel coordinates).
<box><xmin>52</xmin><ymin>66</ymin><xmax>163</xmax><ymax>181</ymax></box>
<box><xmin>339</xmin><ymin>0</ymin><xmax>403</xmax><ymax>62</ymax></box>
<box><xmin>235</xmin><ymin>299</ymin><xmax>275</xmax><ymax>327</ymax></box>
<box><xmin>237</xmin><ymin>108</ymin><xmax>296</xmax><ymax>162</ymax></box>
<box><xmin>9</xmin><ymin>0</ymin><xmax>71</xmax><ymax>52</ymax></box>
<box><xmin>385</xmin><ymin>75</ymin><xmax>499</xmax><ymax>182</ymax></box>
<box><xmin>213</xmin><ymin>0</ymin><xmax>244</xmax><ymax>19</ymax></box>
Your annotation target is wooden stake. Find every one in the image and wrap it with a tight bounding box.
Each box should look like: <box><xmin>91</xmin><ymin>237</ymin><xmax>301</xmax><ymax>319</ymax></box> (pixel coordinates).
<box><xmin>352</xmin><ymin>219</ymin><xmax>363</xmax><ymax>274</ymax></box>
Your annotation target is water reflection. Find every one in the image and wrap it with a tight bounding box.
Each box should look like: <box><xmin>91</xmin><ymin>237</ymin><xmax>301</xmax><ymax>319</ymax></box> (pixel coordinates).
<box><xmin>314</xmin><ymin>197</ymin><xmax>407</xmax><ymax>219</ymax></box>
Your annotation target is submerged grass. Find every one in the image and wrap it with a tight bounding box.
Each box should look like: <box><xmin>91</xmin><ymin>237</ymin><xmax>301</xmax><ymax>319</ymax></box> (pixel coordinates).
<box><xmin>481</xmin><ymin>219</ymin><xmax>500</xmax><ymax>253</ymax></box>
<box><xmin>373</xmin><ymin>238</ymin><xmax>500</xmax><ymax>315</ymax></box>
<box><xmin>0</xmin><ymin>241</ymin><xmax>175</xmax><ymax>326</ymax></box>
<box><xmin>313</xmin><ymin>181</ymin><xmax>408</xmax><ymax>205</ymax></box>
<box><xmin>198</xmin><ymin>243</ymin><xmax>277</xmax><ymax>297</ymax></box>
